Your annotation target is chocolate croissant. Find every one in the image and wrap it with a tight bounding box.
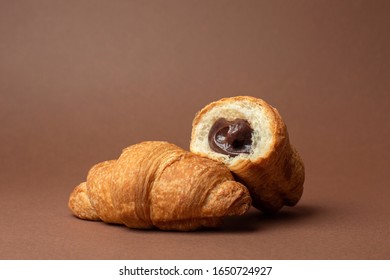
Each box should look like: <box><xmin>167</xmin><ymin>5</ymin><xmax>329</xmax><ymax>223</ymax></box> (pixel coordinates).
<box><xmin>190</xmin><ymin>96</ymin><xmax>304</xmax><ymax>213</ymax></box>
<box><xmin>68</xmin><ymin>141</ymin><xmax>251</xmax><ymax>231</ymax></box>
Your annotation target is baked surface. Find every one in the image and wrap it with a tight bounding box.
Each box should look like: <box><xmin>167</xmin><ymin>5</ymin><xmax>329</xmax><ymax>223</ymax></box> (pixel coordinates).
<box><xmin>68</xmin><ymin>141</ymin><xmax>251</xmax><ymax>231</ymax></box>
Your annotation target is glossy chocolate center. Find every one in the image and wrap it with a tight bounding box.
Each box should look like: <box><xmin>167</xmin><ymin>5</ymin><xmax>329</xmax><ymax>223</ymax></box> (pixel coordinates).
<box><xmin>208</xmin><ymin>118</ymin><xmax>253</xmax><ymax>157</ymax></box>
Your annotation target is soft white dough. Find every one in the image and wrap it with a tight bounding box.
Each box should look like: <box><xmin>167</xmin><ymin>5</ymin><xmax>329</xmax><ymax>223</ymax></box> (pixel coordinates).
<box><xmin>192</xmin><ymin>99</ymin><xmax>274</xmax><ymax>166</ymax></box>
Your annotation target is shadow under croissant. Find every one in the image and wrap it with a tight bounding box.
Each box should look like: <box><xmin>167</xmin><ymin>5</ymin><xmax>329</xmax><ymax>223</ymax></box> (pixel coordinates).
<box><xmin>75</xmin><ymin>204</ymin><xmax>322</xmax><ymax>234</ymax></box>
<box><xmin>208</xmin><ymin>204</ymin><xmax>322</xmax><ymax>233</ymax></box>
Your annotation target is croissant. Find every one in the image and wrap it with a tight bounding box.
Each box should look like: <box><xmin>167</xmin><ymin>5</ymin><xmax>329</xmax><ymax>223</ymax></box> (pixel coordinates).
<box><xmin>190</xmin><ymin>96</ymin><xmax>305</xmax><ymax>213</ymax></box>
<box><xmin>68</xmin><ymin>141</ymin><xmax>251</xmax><ymax>231</ymax></box>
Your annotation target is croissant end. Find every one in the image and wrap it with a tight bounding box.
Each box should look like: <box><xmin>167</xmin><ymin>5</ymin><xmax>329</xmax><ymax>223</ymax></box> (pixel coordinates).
<box><xmin>68</xmin><ymin>182</ymin><xmax>99</xmax><ymax>221</ymax></box>
<box><xmin>202</xmin><ymin>180</ymin><xmax>251</xmax><ymax>217</ymax></box>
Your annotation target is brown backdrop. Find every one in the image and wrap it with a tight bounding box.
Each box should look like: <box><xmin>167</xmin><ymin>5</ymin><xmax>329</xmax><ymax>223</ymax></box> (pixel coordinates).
<box><xmin>1</xmin><ymin>0</ymin><xmax>389</xmax><ymax>259</ymax></box>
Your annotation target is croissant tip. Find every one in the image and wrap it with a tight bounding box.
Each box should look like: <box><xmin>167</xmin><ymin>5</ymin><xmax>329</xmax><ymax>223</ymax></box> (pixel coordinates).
<box><xmin>216</xmin><ymin>180</ymin><xmax>252</xmax><ymax>217</ymax></box>
<box><xmin>226</xmin><ymin>193</ymin><xmax>252</xmax><ymax>216</ymax></box>
<box><xmin>68</xmin><ymin>182</ymin><xmax>100</xmax><ymax>221</ymax></box>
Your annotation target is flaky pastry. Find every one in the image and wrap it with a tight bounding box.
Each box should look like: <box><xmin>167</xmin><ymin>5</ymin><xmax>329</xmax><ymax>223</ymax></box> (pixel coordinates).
<box><xmin>69</xmin><ymin>141</ymin><xmax>251</xmax><ymax>231</ymax></box>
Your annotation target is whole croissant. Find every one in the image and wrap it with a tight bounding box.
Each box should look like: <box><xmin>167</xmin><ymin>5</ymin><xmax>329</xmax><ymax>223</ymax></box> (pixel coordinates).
<box><xmin>68</xmin><ymin>141</ymin><xmax>251</xmax><ymax>231</ymax></box>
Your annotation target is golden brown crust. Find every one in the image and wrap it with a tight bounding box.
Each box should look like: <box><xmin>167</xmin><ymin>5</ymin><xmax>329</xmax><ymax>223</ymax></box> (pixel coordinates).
<box><xmin>68</xmin><ymin>141</ymin><xmax>251</xmax><ymax>231</ymax></box>
<box><xmin>190</xmin><ymin>96</ymin><xmax>305</xmax><ymax>213</ymax></box>
<box><xmin>87</xmin><ymin>160</ymin><xmax>121</xmax><ymax>223</ymax></box>
<box><xmin>68</xmin><ymin>182</ymin><xmax>99</xmax><ymax>221</ymax></box>
<box><xmin>151</xmin><ymin>153</ymin><xmax>251</xmax><ymax>230</ymax></box>
<box><xmin>110</xmin><ymin>141</ymin><xmax>184</xmax><ymax>229</ymax></box>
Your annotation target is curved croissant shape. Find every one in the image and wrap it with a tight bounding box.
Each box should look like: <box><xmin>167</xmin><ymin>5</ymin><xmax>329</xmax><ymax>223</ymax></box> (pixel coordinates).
<box><xmin>68</xmin><ymin>141</ymin><xmax>251</xmax><ymax>231</ymax></box>
<box><xmin>190</xmin><ymin>96</ymin><xmax>305</xmax><ymax>213</ymax></box>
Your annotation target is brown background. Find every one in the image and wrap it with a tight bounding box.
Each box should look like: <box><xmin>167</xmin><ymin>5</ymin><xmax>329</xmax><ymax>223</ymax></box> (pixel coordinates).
<box><xmin>1</xmin><ymin>0</ymin><xmax>389</xmax><ymax>259</ymax></box>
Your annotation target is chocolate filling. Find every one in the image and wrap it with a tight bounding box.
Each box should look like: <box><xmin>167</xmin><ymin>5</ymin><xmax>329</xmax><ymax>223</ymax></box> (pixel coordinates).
<box><xmin>208</xmin><ymin>118</ymin><xmax>253</xmax><ymax>157</ymax></box>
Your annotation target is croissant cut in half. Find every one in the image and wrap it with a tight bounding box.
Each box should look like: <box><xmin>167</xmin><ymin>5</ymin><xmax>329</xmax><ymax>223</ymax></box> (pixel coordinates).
<box><xmin>190</xmin><ymin>96</ymin><xmax>305</xmax><ymax>213</ymax></box>
<box><xmin>69</xmin><ymin>141</ymin><xmax>251</xmax><ymax>231</ymax></box>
